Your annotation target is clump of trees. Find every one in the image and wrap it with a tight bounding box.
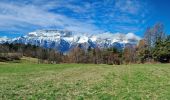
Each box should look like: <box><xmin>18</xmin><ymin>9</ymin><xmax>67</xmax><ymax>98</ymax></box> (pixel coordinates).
<box><xmin>137</xmin><ymin>23</ymin><xmax>170</xmax><ymax>63</ymax></box>
<box><xmin>67</xmin><ymin>46</ymin><xmax>122</xmax><ymax>64</ymax></box>
<box><xmin>0</xmin><ymin>43</ymin><xmax>63</xmax><ymax>63</ymax></box>
<box><xmin>0</xmin><ymin>23</ymin><xmax>169</xmax><ymax>64</ymax></box>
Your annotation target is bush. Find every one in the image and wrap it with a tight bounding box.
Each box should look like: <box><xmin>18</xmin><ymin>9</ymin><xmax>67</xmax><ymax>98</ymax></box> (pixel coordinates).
<box><xmin>0</xmin><ymin>53</ymin><xmax>22</xmax><ymax>62</ymax></box>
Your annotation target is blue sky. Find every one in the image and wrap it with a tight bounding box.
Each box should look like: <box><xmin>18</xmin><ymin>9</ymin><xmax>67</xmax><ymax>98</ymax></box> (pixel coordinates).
<box><xmin>0</xmin><ymin>0</ymin><xmax>170</xmax><ymax>38</ymax></box>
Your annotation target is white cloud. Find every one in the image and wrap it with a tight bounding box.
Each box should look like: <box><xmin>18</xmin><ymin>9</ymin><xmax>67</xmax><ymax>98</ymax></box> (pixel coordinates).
<box><xmin>0</xmin><ymin>1</ymin><xmax>103</xmax><ymax>34</ymax></box>
<box><xmin>91</xmin><ymin>32</ymin><xmax>141</xmax><ymax>41</ymax></box>
<box><xmin>115</xmin><ymin>0</ymin><xmax>141</xmax><ymax>15</ymax></box>
<box><xmin>0</xmin><ymin>0</ymin><xmax>149</xmax><ymax>38</ymax></box>
<box><xmin>126</xmin><ymin>32</ymin><xmax>141</xmax><ymax>40</ymax></box>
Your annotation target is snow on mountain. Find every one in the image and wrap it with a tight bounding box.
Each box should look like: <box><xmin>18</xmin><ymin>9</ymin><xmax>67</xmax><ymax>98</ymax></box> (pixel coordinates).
<box><xmin>0</xmin><ymin>36</ymin><xmax>9</xmax><ymax>43</ymax></box>
<box><xmin>1</xmin><ymin>30</ymin><xmax>141</xmax><ymax>52</ymax></box>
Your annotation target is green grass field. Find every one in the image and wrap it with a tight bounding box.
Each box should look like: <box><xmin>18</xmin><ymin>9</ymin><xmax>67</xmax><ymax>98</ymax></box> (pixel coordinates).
<box><xmin>0</xmin><ymin>62</ymin><xmax>170</xmax><ymax>100</ymax></box>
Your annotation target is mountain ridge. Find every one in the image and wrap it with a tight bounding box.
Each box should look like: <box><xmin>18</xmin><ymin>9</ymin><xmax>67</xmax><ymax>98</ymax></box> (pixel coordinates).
<box><xmin>0</xmin><ymin>30</ymin><xmax>141</xmax><ymax>52</ymax></box>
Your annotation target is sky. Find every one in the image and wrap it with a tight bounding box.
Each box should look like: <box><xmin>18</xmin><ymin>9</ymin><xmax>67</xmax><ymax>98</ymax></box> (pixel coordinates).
<box><xmin>0</xmin><ymin>0</ymin><xmax>170</xmax><ymax>38</ymax></box>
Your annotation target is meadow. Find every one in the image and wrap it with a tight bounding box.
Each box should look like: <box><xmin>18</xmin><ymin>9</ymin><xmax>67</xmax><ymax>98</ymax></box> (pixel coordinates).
<box><xmin>0</xmin><ymin>61</ymin><xmax>170</xmax><ymax>100</ymax></box>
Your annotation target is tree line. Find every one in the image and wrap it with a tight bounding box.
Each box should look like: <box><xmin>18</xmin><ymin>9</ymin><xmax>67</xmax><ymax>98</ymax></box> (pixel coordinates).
<box><xmin>0</xmin><ymin>23</ymin><xmax>170</xmax><ymax>64</ymax></box>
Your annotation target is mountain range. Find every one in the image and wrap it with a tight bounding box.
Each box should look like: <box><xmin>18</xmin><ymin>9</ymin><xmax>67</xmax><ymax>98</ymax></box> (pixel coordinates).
<box><xmin>0</xmin><ymin>30</ymin><xmax>141</xmax><ymax>52</ymax></box>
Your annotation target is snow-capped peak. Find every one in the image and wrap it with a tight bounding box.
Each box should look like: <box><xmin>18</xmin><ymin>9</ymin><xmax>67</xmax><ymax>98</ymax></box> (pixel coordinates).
<box><xmin>77</xmin><ymin>35</ymin><xmax>89</xmax><ymax>43</ymax></box>
<box><xmin>0</xmin><ymin>36</ymin><xmax>9</xmax><ymax>43</ymax></box>
<box><xmin>2</xmin><ymin>30</ymin><xmax>141</xmax><ymax>52</ymax></box>
<box><xmin>28</xmin><ymin>32</ymin><xmax>38</xmax><ymax>37</ymax></box>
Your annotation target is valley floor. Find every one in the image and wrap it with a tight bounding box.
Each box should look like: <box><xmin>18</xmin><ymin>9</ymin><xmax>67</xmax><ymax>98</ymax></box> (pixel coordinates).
<box><xmin>0</xmin><ymin>63</ymin><xmax>170</xmax><ymax>100</ymax></box>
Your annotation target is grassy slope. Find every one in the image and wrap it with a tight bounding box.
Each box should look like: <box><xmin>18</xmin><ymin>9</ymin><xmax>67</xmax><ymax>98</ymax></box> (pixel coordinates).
<box><xmin>0</xmin><ymin>63</ymin><xmax>170</xmax><ymax>100</ymax></box>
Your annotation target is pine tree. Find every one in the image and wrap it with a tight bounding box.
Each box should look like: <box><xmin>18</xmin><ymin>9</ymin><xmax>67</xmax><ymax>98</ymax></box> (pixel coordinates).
<box><xmin>153</xmin><ymin>35</ymin><xmax>170</xmax><ymax>62</ymax></box>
